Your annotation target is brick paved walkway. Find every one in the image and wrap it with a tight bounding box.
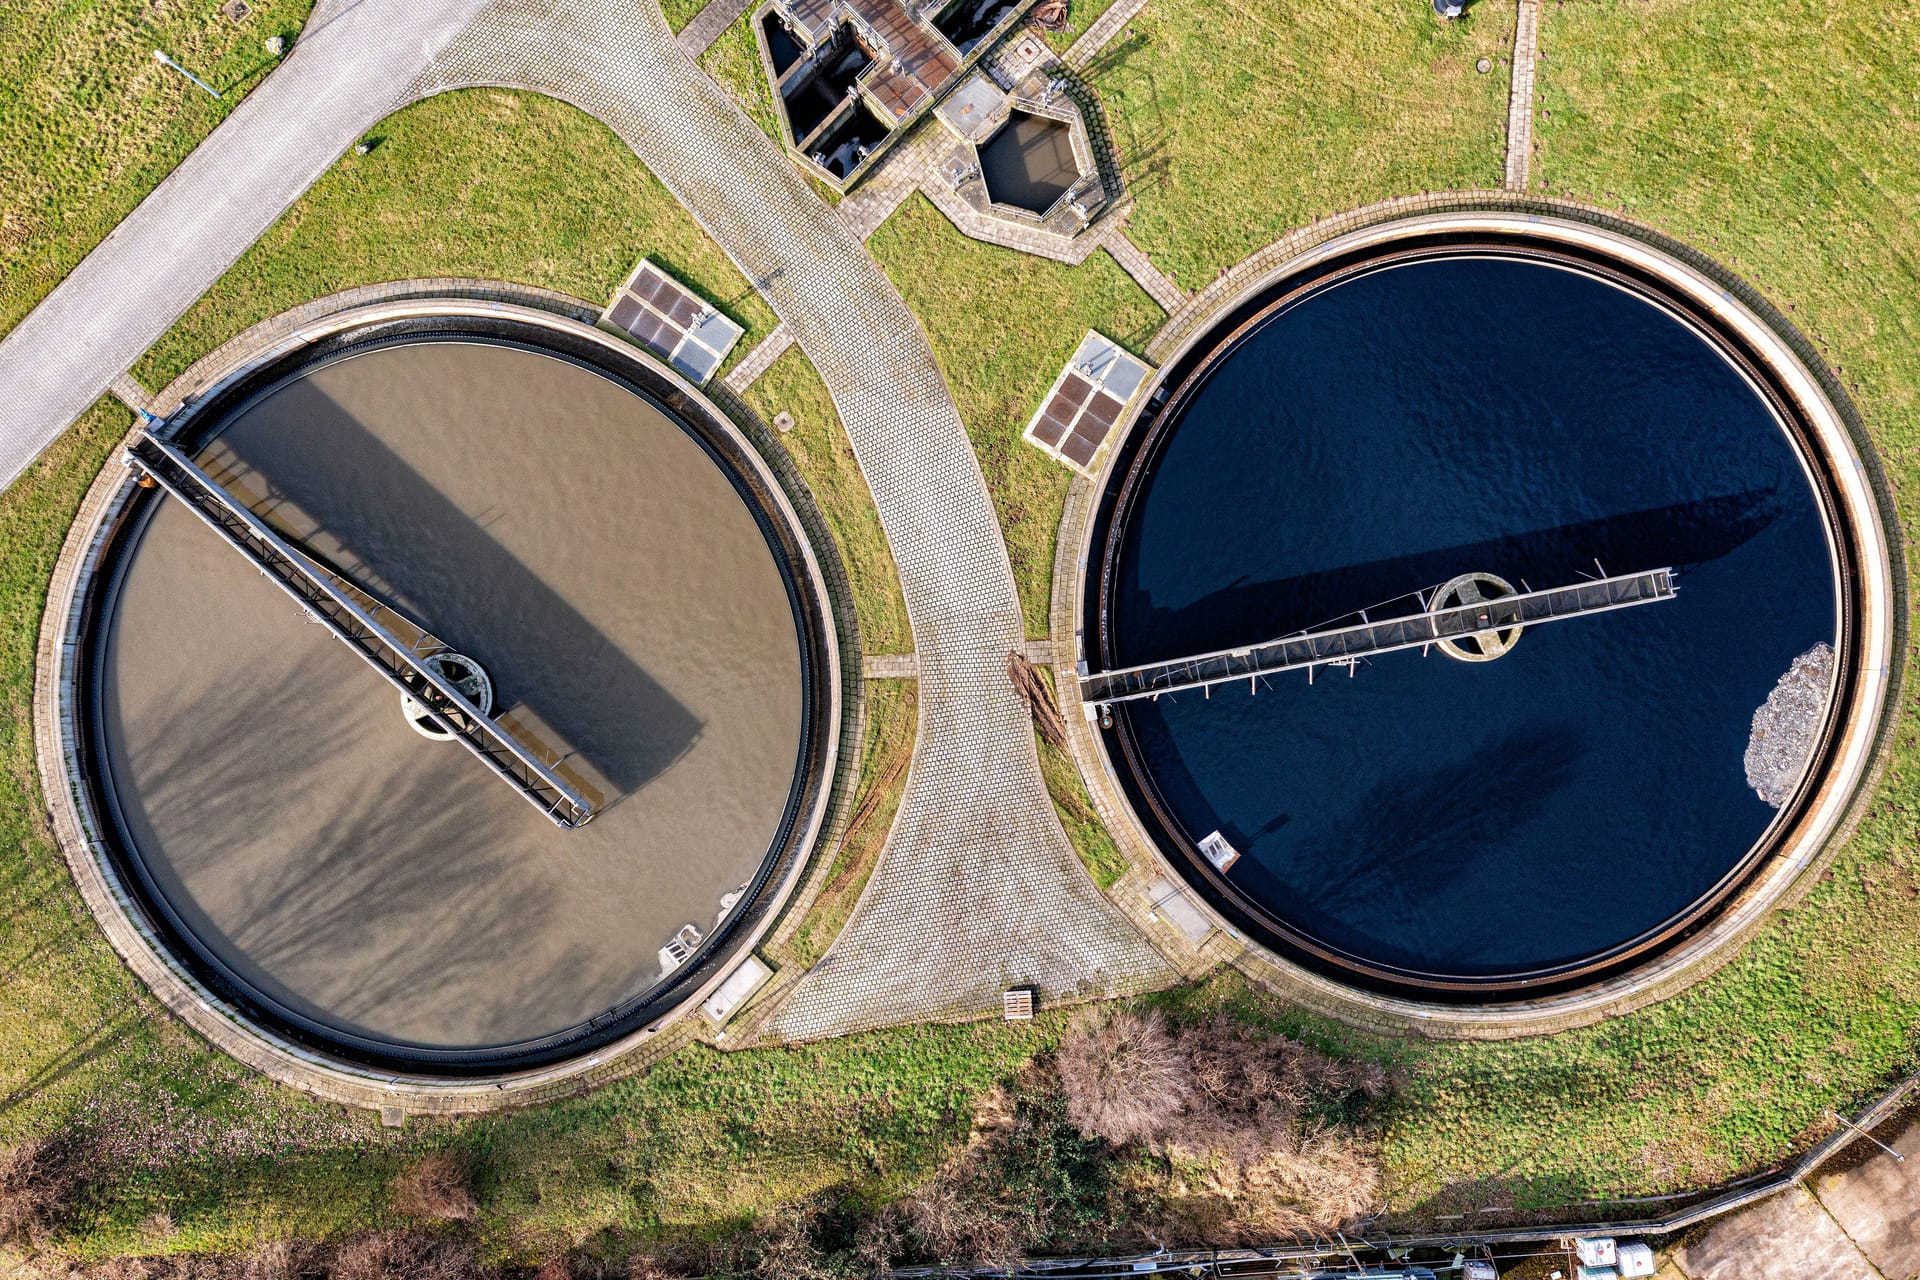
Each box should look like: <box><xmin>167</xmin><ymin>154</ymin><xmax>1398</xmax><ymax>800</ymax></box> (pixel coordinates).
<box><xmin>1064</xmin><ymin>0</ymin><xmax>1150</xmax><ymax>71</ymax></box>
<box><xmin>722</xmin><ymin>323</ymin><xmax>794</xmax><ymax>391</ymax></box>
<box><xmin>1103</xmin><ymin>226</ymin><xmax>1186</xmax><ymax>311</ymax></box>
<box><xmin>1505</xmin><ymin>0</ymin><xmax>1540</xmax><ymax>191</ymax></box>
<box><xmin>677</xmin><ymin>0</ymin><xmax>756</xmax><ymax>56</ymax></box>
<box><xmin>419</xmin><ymin>0</ymin><xmax>1178</xmax><ymax>1039</ymax></box>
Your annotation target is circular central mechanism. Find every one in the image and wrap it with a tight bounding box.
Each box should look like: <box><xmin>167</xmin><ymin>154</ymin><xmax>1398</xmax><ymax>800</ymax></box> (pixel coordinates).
<box><xmin>1432</xmin><ymin>572</ymin><xmax>1522</xmax><ymax>662</ymax></box>
<box><xmin>1082</xmin><ymin>225</ymin><xmax>1892</xmax><ymax>1002</ymax></box>
<box><xmin>53</xmin><ymin>309</ymin><xmax>842</xmax><ymax>1076</ymax></box>
<box><xmin>401</xmin><ymin>651</ymin><xmax>494</xmax><ymax>740</ymax></box>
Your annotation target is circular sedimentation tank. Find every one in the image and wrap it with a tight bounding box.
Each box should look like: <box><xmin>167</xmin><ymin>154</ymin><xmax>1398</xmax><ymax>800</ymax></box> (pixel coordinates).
<box><xmin>1082</xmin><ymin>220</ymin><xmax>1896</xmax><ymax>1003</ymax></box>
<box><xmin>49</xmin><ymin>302</ymin><xmax>839</xmax><ymax>1078</ymax></box>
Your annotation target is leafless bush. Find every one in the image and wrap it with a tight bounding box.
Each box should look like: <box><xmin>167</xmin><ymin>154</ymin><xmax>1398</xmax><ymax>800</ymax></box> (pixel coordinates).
<box><xmin>533</xmin><ymin>1259</ymin><xmax>573</xmax><ymax>1280</ymax></box>
<box><xmin>237</xmin><ymin>1239</ymin><xmax>326</xmax><ymax>1280</ymax></box>
<box><xmin>0</xmin><ymin>1138</ymin><xmax>78</xmax><ymax>1247</ymax></box>
<box><xmin>328</xmin><ymin>1228</ymin><xmax>487</xmax><ymax>1280</ymax></box>
<box><xmin>901</xmin><ymin>1170</ymin><xmax>1023</xmax><ymax>1270</ymax></box>
<box><xmin>389</xmin><ymin>1152</ymin><xmax>478</xmax><ymax>1222</ymax></box>
<box><xmin>1051</xmin><ymin>1010</ymin><xmax>1392</xmax><ymax>1240</ymax></box>
<box><xmin>1054</xmin><ymin>1012</ymin><xmax>1192</xmax><ymax>1146</ymax></box>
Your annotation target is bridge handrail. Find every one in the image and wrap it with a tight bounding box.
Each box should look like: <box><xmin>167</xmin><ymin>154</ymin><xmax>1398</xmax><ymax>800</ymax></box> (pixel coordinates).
<box><xmin>1081</xmin><ymin>568</ymin><xmax>1676</xmax><ymax>707</ymax></box>
<box><xmin>126</xmin><ymin>431</ymin><xmax>595</xmax><ymax>829</ymax></box>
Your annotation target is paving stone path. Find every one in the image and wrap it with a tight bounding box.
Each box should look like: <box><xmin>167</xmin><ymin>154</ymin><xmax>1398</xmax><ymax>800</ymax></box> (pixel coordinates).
<box><xmin>1674</xmin><ymin>1115</ymin><xmax>1920</xmax><ymax>1280</ymax></box>
<box><xmin>1103</xmin><ymin>226</ymin><xmax>1188</xmax><ymax>311</ymax></box>
<box><xmin>2</xmin><ymin>0</ymin><xmax>1173</xmax><ymax>1043</ymax></box>
<box><xmin>721</xmin><ymin>323</ymin><xmax>794</xmax><ymax>392</ymax></box>
<box><xmin>415</xmin><ymin>0</ymin><xmax>1175</xmax><ymax>1039</ymax></box>
<box><xmin>1505</xmin><ymin>0</ymin><xmax>1540</xmax><ymax>191</ymax></box>
<box><xmin>1064</xmin><ymin>0</ymin><xmax>1151</xmax><ymax>71</ymax></box>
<box><xmin>677</xmin><ymin>0</ymin><xmax>757</xmax><ymax>57</ymax></box>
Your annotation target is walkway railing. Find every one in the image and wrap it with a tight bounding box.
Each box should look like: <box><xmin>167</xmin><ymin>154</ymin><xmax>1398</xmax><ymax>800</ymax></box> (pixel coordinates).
<box><xmin>126</xmin><ymin>430</ymin><xmax>596</xmax><ymax>829</ymax></box>
<box><xmin>1080</xmin><ymin>568</ymin><xmax>1677</xmax><ymax>707</ymax></box>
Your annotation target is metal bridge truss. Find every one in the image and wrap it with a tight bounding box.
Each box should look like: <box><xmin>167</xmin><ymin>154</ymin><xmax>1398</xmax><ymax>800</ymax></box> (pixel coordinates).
<box><xmin>1080</xmin><ymin>568</ymin><xmax>1677</xmax><ymax>708</ymax></box>
<box><xmin>126</xmin><ymin>430</ymin><xmax>596</xmax><ymax>829</ymax></box>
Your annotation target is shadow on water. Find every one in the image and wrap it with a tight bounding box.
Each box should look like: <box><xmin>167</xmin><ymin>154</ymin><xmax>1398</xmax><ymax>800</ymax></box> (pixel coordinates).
<box><xmin>195</xmin><ymin>384</ymin><xmax>703</xmax><ymax>805</ymax></box>
<box><xmin>1232</xmin><ymin>720</ymin><xmax>1588</xmax><ymax>967</ymax></box>
<box><xmin>1117</xmin><ymin>487</ymin><xmax>1788</xmax><ymax>664</ymax></box>
<box><xmin>107</xmin><ymin>654</ymin><xmax>597</xmax><ymax>1047</ymax></box>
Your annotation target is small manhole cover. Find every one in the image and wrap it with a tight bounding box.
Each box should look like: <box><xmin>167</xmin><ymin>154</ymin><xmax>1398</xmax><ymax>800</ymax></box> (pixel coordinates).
<box><xmin>772</xmin><ymin>411</ymin><xmax>795</xmax><ymax>433</ymax></box>
<box><xmin>220</xmin><ymin>0</ymin><xmax>253</xmax><ymax>21</ymax></box>
<box><xmin>1477</xmin><ymin>57</ymin><xmax>1492</xmax><ymax>74</ymax></box>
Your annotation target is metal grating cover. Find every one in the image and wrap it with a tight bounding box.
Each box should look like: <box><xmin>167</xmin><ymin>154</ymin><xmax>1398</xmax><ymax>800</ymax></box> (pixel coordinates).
<box><xmin>601</xmin><ymin>259</ymin><xmax>744</xmax><ymax>385</ymax></box>
<box><xmin>1022</xmin><ymin>331</ymin><xmax>1154</xmax><ymax>477</ymax></box>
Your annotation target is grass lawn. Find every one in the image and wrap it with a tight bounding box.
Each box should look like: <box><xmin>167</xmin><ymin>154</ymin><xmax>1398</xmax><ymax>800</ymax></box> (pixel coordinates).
<box><xmin>1363</xmin><ymin>0</ymin><xmax>1920</xmax><ymax>1211</ymax></box>
<box><xmin>1044</xmin><ymin>0</ymin><xmax>1126</xmax><ymax>55</ymax></box>
<box><xmin>134</xmin><ymin>90</ymin><xmax>776</xmax><ymax>389</ymax></box>
<box><xmin>658</xmin><ymin>0</ymin><xmax>712</xmax><ymax>34</ymax></box>
<box><xmin>869</xmin><ymin>196</ymin><xmax>1164</xmax><ymax>638</ymax></box>
<box><xmin>1087</xmin><ymin>0</ymin><xmax>1511</xmax><ymax>289</ymax></box>
<box><xmin>740</xmin><ymin>348</ymin><xmax>913</xmax><ymax>655</ymax></box>
<box><xmin>700</xmin><ymin>11</ymin><xmax>782</xmax><ymax>143</ymax></box>
<box><xmin>9</xmin><ymin>0</ymin><xmax>1920</xmax><ymax>1260</ymax></box>
<box><xmin>778</xmin><ymin>678</ymin><xmax>920</xmax><ymax>969</ymax></box>
<box><xmin>0</xmin><ymin>0</ymin><xmax>316</xmax><ymax>339</ymax></box>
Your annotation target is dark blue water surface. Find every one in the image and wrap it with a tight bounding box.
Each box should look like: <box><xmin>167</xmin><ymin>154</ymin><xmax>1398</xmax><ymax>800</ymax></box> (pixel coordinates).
<box><xmin>1109</xmin><ymin>255</ymin><xmax>1836</xmax><ymax>978</ymax></box>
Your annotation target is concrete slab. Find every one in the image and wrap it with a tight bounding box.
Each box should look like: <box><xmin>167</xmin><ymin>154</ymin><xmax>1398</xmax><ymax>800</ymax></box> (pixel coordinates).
<box><xmin>1674</xmin><ymin>1187</ymin><xmax>1879</xmax><ymax>1280</ymax></box>
<box><xmin>1813</xmin><ymin>1117</ymin><xmax>1920</xmax><ymax>1279</ymax></box>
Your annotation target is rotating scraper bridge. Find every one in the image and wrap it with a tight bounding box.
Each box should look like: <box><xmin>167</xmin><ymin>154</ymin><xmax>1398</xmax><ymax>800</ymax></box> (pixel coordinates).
<box><xmin>1079</xmin><ymin>567</ymin><xmax>1678</xmax><ymax>707</ymax></box>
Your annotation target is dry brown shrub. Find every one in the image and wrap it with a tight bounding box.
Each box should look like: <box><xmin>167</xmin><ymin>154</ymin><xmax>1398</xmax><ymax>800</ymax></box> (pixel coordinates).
<box><xmin>533</xmin><ymin>1259</ymin><xmax>573</xmax><ymax>1280</ymax></box>
<box><xmin>0</xmin><ymin>1138</ymin><xmax>78</xmax><ymax>1247</ymax></box>
<box><xmin>624</xmin><ymin>1250</ymin><xmax>692</xmax><ymax>1280</ymax></box>
<box><xmin>1054</xmin><ymin>1011</ymin><xmax>1191</xmax><ymax>1145</ymax></box>
<box><xmin>328</xmin><ymin>1228</ymin><xmax>486</xmax><ymax>1280</ymax></box>
<box><xmin>901</xmin><ymin>1171</ymin><xmax>1021</xmax><ymax>1270</ymax></box>
<box><xmin>1052</xmin><ymin>1010</ymin><xmax>1390</xmax><ymax>1241</ymax></box>
<box><xmin>238</xmin><ymin>1239</ymin><xmax>325</xmax><ymax>1280</ymax></box>
<box><xmin>389</xmin><ymin>1152</ymin><xmax>478</xmax><ymax>1222</ymax></box>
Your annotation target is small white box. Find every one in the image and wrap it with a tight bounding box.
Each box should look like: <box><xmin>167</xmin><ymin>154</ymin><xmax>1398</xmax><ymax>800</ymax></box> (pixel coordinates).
<box><xmin>1615</xmin><ymin>1243</ymin><xmax>1655</xmax><ymax>1278</ymax></box>
<box><xmin>1463</xmin><ymin>1262</ymin><xmax>1498</xmax><ymax>1280</ymax></box>
<box><xmin>1575</xmin><ymin>1238</ymin><xmax>1619</xmax><ymax>1269</ymax></box>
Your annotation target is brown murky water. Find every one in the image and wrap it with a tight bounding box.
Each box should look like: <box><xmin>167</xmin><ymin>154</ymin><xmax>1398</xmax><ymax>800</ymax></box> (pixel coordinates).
<box><xmin>98</xmin><ymin>342</ymin><xmax>804</xmax><ymax>1052</ymax></box>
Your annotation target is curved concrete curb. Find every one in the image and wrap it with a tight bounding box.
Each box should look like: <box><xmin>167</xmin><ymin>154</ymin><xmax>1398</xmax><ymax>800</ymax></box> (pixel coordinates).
<box><xmin>1054</xmin><ymin>196</ymin><xmax>1904</xmax><ymax>1040</ymax></box>
<box><xmin>34</xmin><ymin>287</ymin><xmax>845</xmax><ymax>1110</ymax></box>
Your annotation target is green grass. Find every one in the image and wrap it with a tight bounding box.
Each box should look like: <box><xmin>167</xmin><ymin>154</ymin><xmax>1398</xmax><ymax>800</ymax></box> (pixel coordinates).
<box><xmin>134</xmin><ymin>90</ymin><xmax>776</xmax><ymax>388</ymax></box>
<box><xmin>868</xmin><ymin>196</ymin><xmax>1164</xmax><ymax>637</ymax></box>
<box><xmin>0</xmin><ymin>0</ymin><xmax>316</xmax><ymax>339</ymax></box>
<box><xmin>1029</xmin><ymin>669</ymin><xmax>1128</xmax><ymax>890</ymax></box>
<box><xmin>741</xmin><ymin>348</ymin><xmax>913</xmax><ymax>655</ymax></box>
<box><xmin>779</xmin><ymin>679</ymin><xmax>920</xmax><ymax>969</ymax></box>
<box><xmin>1362</xmin><ymin>0</ymin><xmax>1920</xmax><ymax>1211</ymax></box>
<box><xmin>1038</xmin><ymin>734</ymin><xmax>1127</xmax><ymax>891</ymax></box>
<box><xmin>701</xmin><ymin>11</ymin><xmax>782</xmax><ymax>143</ymax></box>
<box><xmin>1044</xmin><ymin>0</ymin><xmax>1126</xmax><ymax>54</ymax></box>
<box><xmin>658</xmin><ymin>0</ymin><xmax>712</xmax><ymax>34</ymax></box>
<box><xmin>1088</xmin><ymin>0</ymin><xmax>1511</xmax><ymax>289</ymax></box>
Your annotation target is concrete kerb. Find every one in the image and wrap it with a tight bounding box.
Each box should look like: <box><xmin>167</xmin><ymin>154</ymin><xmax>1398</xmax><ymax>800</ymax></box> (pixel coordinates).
<box><xmin>33</xmin><ymin>283</ymin><xmax>851</xmax><ymax>1111</ymax></box>
<box><xmin>1053</xmin><ymin>197</ymin><xmax>1904</xmax><ymax>1041</ymax></box>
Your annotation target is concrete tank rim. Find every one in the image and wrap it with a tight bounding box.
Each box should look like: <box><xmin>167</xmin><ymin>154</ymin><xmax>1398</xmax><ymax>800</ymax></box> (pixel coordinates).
<box><xmin>1057</xmin><ymin>202</ymin><xmax>1902</xmax><ymax>1036</ymax></box>
<box><xmin>35</xmin><ymin>284</ymin><xmax>844</xmax><ymax>1105</ymax></box>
